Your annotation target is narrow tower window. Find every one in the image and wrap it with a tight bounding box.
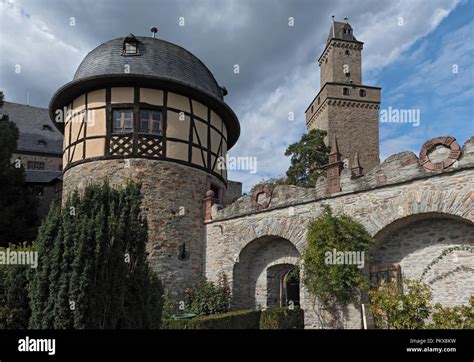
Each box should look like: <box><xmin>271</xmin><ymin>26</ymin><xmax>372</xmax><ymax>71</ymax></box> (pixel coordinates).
<box><xmin>342</xmin><ymin>87</ymin><xmax>349</xmax><ymax>96</ymax></box>
<box><xmin>359</xmin><ymin>89</ymin><xmax>367</xmax><ymax>97</ymax></box>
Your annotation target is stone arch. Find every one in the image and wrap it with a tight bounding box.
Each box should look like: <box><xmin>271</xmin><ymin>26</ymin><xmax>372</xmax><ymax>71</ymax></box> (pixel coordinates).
<box><xmin>354</xmin><ymin>188</ymin><xmax>473</xmax><ymax>237</ymax></box>
<box><xmin>369</xmin><ymin>212</ymin><xmax>474</xmax><ymax>307</ymax></box>
<box><xmin>232</xmin><ymin>235</ymin><xmax>300</xmax><ymax>310</ymax></box>
<box><xmin>232</xmin><ymin>215</ymin><xmax>309</xmax><ymax>256</ymax></box>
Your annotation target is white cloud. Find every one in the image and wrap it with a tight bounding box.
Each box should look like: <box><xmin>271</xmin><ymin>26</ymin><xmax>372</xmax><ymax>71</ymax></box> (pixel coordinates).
<box><xmin>228</xmin><ymin>0</ymin><xmax>462</xmax><ymax>190</ymax></box>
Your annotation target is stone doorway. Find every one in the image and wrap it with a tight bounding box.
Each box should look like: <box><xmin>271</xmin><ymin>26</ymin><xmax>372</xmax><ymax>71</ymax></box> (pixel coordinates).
<box><xmin>266</xmin><ymin>264</ymin><xmax>300</xmax><ymax>308</ymax></box>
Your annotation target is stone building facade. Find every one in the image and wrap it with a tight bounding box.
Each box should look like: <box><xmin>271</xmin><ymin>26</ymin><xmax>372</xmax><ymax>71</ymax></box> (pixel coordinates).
<box><xmin>0</xmin><ymin>102</ymin><xmax>63</xmax><ymax>221</ymax></box>
<box><xmin>50</xmin><ymin>23</ymin><xmax>473</xmax><ymax>329</ymax></box>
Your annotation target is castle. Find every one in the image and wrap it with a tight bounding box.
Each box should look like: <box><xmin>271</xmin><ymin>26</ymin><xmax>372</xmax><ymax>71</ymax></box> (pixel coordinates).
<box><xmin>43</xmin><ymin>20</ymin><xmax>473</xmax><ymax>328</ymax></box>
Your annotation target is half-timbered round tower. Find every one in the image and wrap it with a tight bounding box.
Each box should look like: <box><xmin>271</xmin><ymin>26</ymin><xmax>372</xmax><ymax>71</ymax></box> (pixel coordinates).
<box><xmin>49</xmin><ymin>33</ymin><xmax>240</xmax><ymax>299</ymax></box>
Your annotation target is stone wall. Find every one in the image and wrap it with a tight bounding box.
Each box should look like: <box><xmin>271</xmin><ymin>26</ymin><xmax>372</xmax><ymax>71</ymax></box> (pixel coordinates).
<box><xmin>204</xmin><ymin>137</ymin><xmax>474</xmax><ymax>328</ymax></box>
<box><xmin>372</xmin><ymin>217</ymin><xmax>474</xmax><ymax>307</ymax></box>
<box><xmin>63</xmin><ymin>158</ymin><xmax>224</xmax><ymax>301</ymax></box>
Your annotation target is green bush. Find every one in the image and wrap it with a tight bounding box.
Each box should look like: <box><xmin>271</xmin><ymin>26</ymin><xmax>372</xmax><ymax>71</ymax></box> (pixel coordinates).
<box><xmin>184</xmin><ymin>272</ymin><xmax>231</xmax><ymax>316</ymax></box>
<box><xmin>0</xmin><ymin>243</ymin><xmax>36</xmax><ymax>329</ymax></box>
<box><xmin>430</xmin><ymin>297</ymin><xmax>474</xmax><ymax>329</ymax></box>
<box><xmin>163</xmin><ymin>310</ymin><xmax>261</xmax><ymax>329</ymax></box>
<box><xmin>260</xmin><ymin>307</ymin><xmax>304</xmax><ymax>329</ymax></box>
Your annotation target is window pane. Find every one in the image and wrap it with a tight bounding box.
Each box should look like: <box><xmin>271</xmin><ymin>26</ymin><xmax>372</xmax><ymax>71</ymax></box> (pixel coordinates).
<box><xmin>113</xmin><ymin>111</ymin><xmax>122</xmax><ymax>132</ymax></box>
<box><xmin>152</xmin><ymin>111</ymin><xmax>161</xmax><ymax>121</ymax></box>
<box><xmin>125</xmin><ymin>42</ymin><xmax>137</xmax><ymax>54</ymax></box>
<box><xmin>152</xmin><ymin>120</ymin><xmax>160</xmax><ymax>133</ymax></box>
<box><xmin>124</xmin><ymin>111</ymin><xmax>133</xmax><ymax>130</ymax></box>
<box><xmin>141</xmin><ymin>119</ymin><xmax>149</xmax><ymax>133</ymax></box>
<box><xmin>113</xmin><ymin>110</ymin><xmax>133</xmax><ymax>133</ymax></box>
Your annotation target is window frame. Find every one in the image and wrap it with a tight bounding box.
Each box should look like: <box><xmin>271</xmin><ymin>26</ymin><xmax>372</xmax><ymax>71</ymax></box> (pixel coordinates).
<box><xmin>112</xmin><ymin>108</ymin><xmax>134</xmax><ymax>134</ymax></box>
<box><xmin>139</xmin><ymin>109</ymin><xmax>163</xmax><ymax>135</ymax></box>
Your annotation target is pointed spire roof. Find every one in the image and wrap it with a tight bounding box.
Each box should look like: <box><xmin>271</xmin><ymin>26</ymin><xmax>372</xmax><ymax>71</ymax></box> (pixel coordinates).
<box><xmin>329</xmin><ymin>134</ymin><xmax>340</xmax><ymax>155</ymax></box>
<box><xmin>327</xmin><ymin>18</ymin><xmax>361</xmax><ymax>44</ymax></box>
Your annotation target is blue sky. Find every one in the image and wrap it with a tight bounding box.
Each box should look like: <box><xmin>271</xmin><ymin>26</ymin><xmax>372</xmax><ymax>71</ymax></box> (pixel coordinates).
<box><xmin>1</xmin><ymin>0</ymin><xmax>473</xmax><ymax>191</ymax></box>
<box><xmin>373</xmin><ymin>0</ymin><xmax>474</xmax><ymax>160</ymax></box>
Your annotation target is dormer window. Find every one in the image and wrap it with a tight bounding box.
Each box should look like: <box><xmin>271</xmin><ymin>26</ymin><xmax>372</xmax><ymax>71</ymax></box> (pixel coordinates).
<box><xmin>38</xmin><ymin>140</ymin><xmax>47</xmax><ymax>147</ymax></box>
<box><xmin>42</xmin><ymin>124</ymin><xmax>52</xmax><ymax>131</ymax></box>
<box><xmin>122</xmin><ymin>34</ymin><xmax>142</xmax><ymax>56</ymax></box>
<box><xmin>124</xmin><ymin>42</ymin><xmax>138</xmax><ymax>54</ymax></box>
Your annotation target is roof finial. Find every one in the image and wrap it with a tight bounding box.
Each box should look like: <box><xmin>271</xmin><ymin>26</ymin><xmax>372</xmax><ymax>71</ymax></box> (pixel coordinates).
<box><xmin>331</xmin><ymin>15</ymin><xmax>335</xmax><ymax>37</ymax></box>
<box><xmin>150</xmin><ymin>26</ymin><xmax>158</xmax><ymax>39</ymax></box>
<box><xmin>344</xmin><ymin>16</ymin><xmax>349</xmax><ymax>23</ymax></box>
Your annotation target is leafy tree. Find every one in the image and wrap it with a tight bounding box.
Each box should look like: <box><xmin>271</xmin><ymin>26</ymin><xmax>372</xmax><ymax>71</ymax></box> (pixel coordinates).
<box><xmin>369</xmin><ymin>279</ymin><xmax>432</xmax><ymax>329</ymax></box>
<box><xmin>303</xmin><ymin>206</ymin><xmax>373</xmax><ymax>308</ymax></box>
<box><xmin>0</xmin><ymin>92</ymin><xmax>38</xmax><ymax>246</ymax></box>
<box><xmin>250</xmin><ymin>129</ymin><xmax>329</xmax><ymax>191</ymax></box>
<box><xmin>29</xmin><ymin>181</ymin><xmax>164</xmax><ymax>329</ymax></box>
<box><xmin>285</xmin><ymin>129</ymin><xmax>329</xmax><ymax>187</ymax></box>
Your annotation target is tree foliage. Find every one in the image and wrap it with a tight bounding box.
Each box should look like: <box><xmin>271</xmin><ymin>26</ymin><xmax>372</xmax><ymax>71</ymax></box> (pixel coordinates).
<box><xmin>0</xmin><ymin>243</ymin><xmax>35</xmax><ymax>328</ymax></box>
<box><xmin>303</xmin><ymin>206</ymin><xmax>373</xmax><ymax>307</ymax></box>
<box><xmin>284</xmin><ymin>129</ymin><xmax>329</xmax><ymax>187</ymax></box>
<box><xmin>0</xmin><ymin>92</ymin><xmax>38</xmax><ymax>246</ymax></box>
<box><xmin>29</xmin><ymin>181</ymin><xmax>163</xmax><ymax>329</ymax></box>
<box><xmin>431</xmin><ymin>297</ymin><xmax>474</xmax><ymax>329</ymax></box>
<box><xmin>249</xmin><ymin>129</ymin><xmax>329</xmax><ymax>192</ymax></box>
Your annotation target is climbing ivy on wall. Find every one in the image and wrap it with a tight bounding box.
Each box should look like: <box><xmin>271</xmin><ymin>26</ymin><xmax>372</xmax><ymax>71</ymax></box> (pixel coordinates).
<box><xmin>419</xmin><ymin>245</ymin><xmax>474</xmax><ymax>281</ymax></box>
<box><xmin>303</xmin><ymin>206</ymin><xmax>373</xmax><ymax>308</ymax></box>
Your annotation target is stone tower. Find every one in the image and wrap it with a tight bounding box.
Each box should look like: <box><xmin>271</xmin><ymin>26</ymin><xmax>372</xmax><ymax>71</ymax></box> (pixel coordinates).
<box><xmin>49</xmin><ymin>33</ymin><xmax>240</xmax><ymax>300</ymax></box>
<box><xmin>305</xmin><ymin>18</ymin><xmax>381</xmax><ymax>173</ymax></box>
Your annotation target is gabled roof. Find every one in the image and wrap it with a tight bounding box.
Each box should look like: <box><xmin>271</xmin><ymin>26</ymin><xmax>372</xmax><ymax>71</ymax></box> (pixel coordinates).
<box><xmin>0</xmin><ymin>102</ymin><xmax>63</xmax><ymax>155</ymax></box>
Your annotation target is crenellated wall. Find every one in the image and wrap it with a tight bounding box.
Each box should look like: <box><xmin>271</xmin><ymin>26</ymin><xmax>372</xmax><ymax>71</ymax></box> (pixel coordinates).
<box><xmin>204</xmin><ymin>137</ymin><xmax>474</xmax><ymax>329</ymax></box>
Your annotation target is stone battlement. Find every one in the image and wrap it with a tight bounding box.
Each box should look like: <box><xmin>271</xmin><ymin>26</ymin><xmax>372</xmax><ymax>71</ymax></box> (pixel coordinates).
<box><xmin>211</xmin><ymin>136</ymin><xmax>474</xmax><ymax>221</ymax></box>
